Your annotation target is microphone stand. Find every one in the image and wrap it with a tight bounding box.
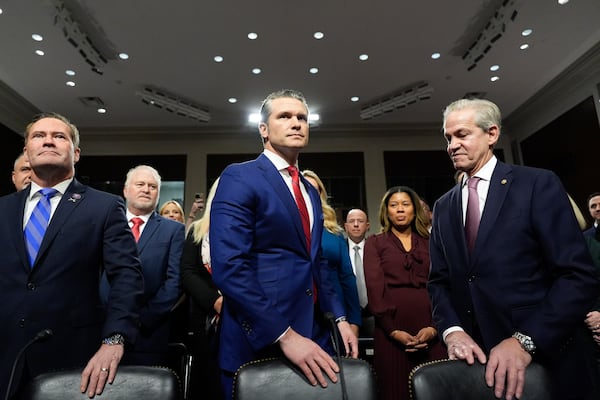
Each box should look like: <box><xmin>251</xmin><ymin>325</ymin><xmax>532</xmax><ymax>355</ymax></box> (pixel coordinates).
<box><xmin>325</xmin><ymin>313</ymin><xmax>349</xmax><ymax>400</ymax></box>
<box><xmin>4</xmin><ymin>329</ymin><xmax>53</xmax><ymax>400</ymax></box>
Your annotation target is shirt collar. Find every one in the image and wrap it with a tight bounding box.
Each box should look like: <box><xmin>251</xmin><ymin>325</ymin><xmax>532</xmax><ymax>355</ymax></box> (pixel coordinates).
<box><xmin>462</xmin><ymin>156</ymin><xmax>497</xmax><ymax>188</ymax></box>
<box><xmin>263</xmin><ymin>149</ymin><xmax>299</xmax><ymax>171</ymax></box>
<box><xmin>126</xmin><ymin>210</ymin><xmax>153</xmax><ymax>223</ymax></box>
<box><xmin>28</xmin><ymin>178</ymin><xmax>72</xmax><ymax>200</ymax></box>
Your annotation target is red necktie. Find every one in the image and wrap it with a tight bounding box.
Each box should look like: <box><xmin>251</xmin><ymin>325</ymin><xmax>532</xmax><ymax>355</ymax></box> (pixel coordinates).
<box><xmin>464</xmin><ymin>177</ymin><xmax>481</xmax><ymax>252</ymax></box>
<box><xmin>287</xmin><ymin>166</ymin><xmax>311</xmax><ymax>252</ymax></box>
<box><xmin>131</xmin><ymin>217</ymin><xmax>144</xmax><ymax>242</ymax></box>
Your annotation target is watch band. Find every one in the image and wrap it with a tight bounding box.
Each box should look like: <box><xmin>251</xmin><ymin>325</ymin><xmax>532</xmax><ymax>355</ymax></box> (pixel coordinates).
<box><xmin>512</xmin><ymin>332</ymin><xmax>536</xmax><ymax>354</ymax></box>
<box><xmin>102</xmin><ymin>333</ymin><xmax>125</xmax><ymax>345</ymax></box>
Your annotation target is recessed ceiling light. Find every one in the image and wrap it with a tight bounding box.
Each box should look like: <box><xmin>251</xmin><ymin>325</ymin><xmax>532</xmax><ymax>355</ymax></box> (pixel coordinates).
<box><xmin>97</xmin><ymin>108</ymin><xmax>107</xmax><ymax>114</ymax></box>
<box><xmin>431</xmin><ymin>52</ymin><xmax>441</xmax><ymax>60</ymax></box>
<box><xmin>351</xmin><ymin>96</ymin><xmax>359</xmax><ymax>102</ymax></box>
<box><xmin>309</xmin><ymin>67</ymin><xmax>319</xmax><ymax>74</ymax></box>
<box><xmin>521</xmin><ymin>29</ymin><xmax>533</xmax><ymax>37</ymax></box>
<box><xmin>0</xmin><ymin>8</ymin><xmax>3</xmax><ymax>14</ymax></box>
<box><xmin>118</xmin><ymin>52</ymin><xmax>129</xmax><ymax>60</ymax></box>
<box><xmin>359</xmin><ymin>54</ymin><xmax>369</xmax><ymax>61</ymax></box>
<box><xmin>35</xmin><ymin>49</ymin><xmax>44</xmax><ymax>56</ymax></box>
<box><xmin>228</xmin><ymin>98</ymin><xmax>237</xmax><ymax>104</ymax></box>
<box><xmin>252</xmin><ymin>68</ymin><xmax>261</xmax><ymax>74</ymax></box>
<box><xmin>490</xmin><ymin>64</ymin><xmax>500</xmax><ymax>71</ymax></box>
<box><xmin>65</xmin><ymin>69</ymin><xmax>76</xmax><ymax>76</ymax></box>
<box><xmin>558</xmin><ymin>0</ymin><xmax>569</xmax><ymax>4</ymax></box>
<box><xmin>66</xmin><ymin>81</ymin><xmax>76</xmax><ymax>87</ymax></box>
<box><xmin>248</xmin><ymin>113</ymin><xmax>261</xmax><ymax>123</ymax></box>
<box><xmin>490</xmin><ymin>76</ymin><xmax>500</xmax><ymax>82</ymax></box>
<box><xmin>247</xmin><ymin>32</ymin><xmax>258</xmax><ymax>40</ymax></box>
<box><xmin>309</xmin><ymin>114</ymin><xmax>320</xmax><ymax>122</ymax></box>
<box><xmin>32</xmin><ymin>34</ymin><xmax>43</xmax><ymax>41</ymax></box>
<box><xmin>313</xmin><ymin>32</ymin><xmax>324</xmax><ymax>40</ymax></box>
<box><xmin>214</xmin><ymin>55</ymin><xmax>224</xmax><ymax>63</ymax></box>
<box><xmin>520</xmin><ymin>43</ymin><xmax>529</xmax><ymax>50</ymax></box>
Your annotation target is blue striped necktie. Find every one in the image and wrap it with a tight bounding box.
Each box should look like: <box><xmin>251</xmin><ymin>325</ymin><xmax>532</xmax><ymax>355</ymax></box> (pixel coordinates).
<box><xmin>24</xmin><ymin>188</ymin><xmax>58</xmax><ymax>267</ymax></box>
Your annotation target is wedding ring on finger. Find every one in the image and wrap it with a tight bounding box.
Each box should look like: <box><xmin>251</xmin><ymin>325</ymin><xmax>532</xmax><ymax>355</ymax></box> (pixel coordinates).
<box><xmin>100</xmin><ymin>367</ymin><xmax>108</xmax><ymax>372</ymax></box>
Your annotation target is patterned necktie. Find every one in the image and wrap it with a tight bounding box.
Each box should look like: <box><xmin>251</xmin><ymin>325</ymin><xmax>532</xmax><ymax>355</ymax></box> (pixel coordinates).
<box><xmin>287</xmin><ymin>166</ymin><xmax>311</xmax><ymax>251</ymax></box>
<box><xmin>24</xmin><ymin>188</ymin><xmax>58</xmax><ymax>267</ymax></box>
<box><xmin>464</xmin><ymin>177</ymin><xmax>481</xmax><ymax>252</ymax></box>
<box><xmin>353</xmin><ymin>245</ymin><xmax>368</xmax><ymax>308</ymax></box>
<box><xmin>131</xmin><ymin>217</ymin><xmax>144</xmax><ymax>242</ymax></box>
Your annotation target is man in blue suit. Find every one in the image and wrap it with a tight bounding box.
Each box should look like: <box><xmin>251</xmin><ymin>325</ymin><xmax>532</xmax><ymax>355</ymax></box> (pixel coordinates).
<box><xmin>100</xmin><ymin>165</ymin><xmax>184</xmax><ymax>365</ymax></box>
<box><xmin>0</xmin><ymin>113</ymin><xmax>144</xmax><ymax>399</ymax></box>
<box><xmin>428</xmin><ymin>98</ymin><xmax>600</xmax><ymax>400</ymax></box>
<box><xmin>210</xmin><ymin>89</ymin><xmax>358</xmax><ymax>398</ymax></box>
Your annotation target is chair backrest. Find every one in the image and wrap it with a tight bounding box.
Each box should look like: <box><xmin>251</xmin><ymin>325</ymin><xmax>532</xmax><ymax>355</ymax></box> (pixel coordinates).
<box><xmin>409</xmin><ymin>359</ymin><xmax>557</xmax><ymax>400</ymax></box>
<box><xmin>21</xmin><ymin>365</ymin><xmax>182</xmax><ymax>400</ymax></box>
<box><xmin>233</xmin><ymin>357</ymin><xmax>377</xmax><ymax>400</ymax></box>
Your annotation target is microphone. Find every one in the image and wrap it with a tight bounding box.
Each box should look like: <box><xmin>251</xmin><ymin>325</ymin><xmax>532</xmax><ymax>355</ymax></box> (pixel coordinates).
<box><xmin>324</xmin><ymin>312</ymin><xmax>349</xmax><ymax>400</ymax></box>
<box><xmin>4</xmin><ymin>329</ymin><xmax>53</xmax><ymax>400</ymax></box>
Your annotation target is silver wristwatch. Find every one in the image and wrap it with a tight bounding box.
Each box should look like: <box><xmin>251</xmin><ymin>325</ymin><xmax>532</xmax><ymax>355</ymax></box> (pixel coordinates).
<box><xmin>102</xmin><ymin>333</ymin><xmax>125</xmax><ymax>345</ymax></box>
<box><xmin>512</xmin><ymin>332</ymin><xmax>536</xmax><ymax>354</ymax></box>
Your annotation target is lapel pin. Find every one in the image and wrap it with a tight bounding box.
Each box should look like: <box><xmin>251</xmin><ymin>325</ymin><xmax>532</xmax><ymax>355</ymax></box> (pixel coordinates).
<box><xmin>501</xmin><ymin>179</ymin><xmax>507</xmax><ymax>185</ymax></box>
<box><xmin>68</xmin><ymin>193</ymin><xmax>82</xmax><ymax>202</ymax></box>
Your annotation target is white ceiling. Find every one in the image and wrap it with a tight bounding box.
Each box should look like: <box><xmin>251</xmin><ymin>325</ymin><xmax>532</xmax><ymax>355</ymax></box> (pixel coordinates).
<box><xmin>1</xmin><ymin>0</ymin><xmax>600</xmax><ymax>133</ymax></box>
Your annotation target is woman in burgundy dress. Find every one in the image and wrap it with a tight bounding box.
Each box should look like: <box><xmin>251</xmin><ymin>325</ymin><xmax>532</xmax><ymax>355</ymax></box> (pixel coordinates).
<box><xmin>364</xmin><ymin>186</ymin><xmax>446</xmax><ymax>400</ymax></box>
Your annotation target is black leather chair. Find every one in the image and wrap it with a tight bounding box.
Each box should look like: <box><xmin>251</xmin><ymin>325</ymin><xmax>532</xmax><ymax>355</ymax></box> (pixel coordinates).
<box><xmin>409</xmin><ymin>359</ymin><xmax>557</xmax><ymax>400</ymax></box>
<box><xmin>21</xmin><ymin>365</ymin><xmax>182</xmax><ymax>400</ymax></box>
<box><xmin>232</xmin><ymin>357</ymin><xmax>377</xmax><ymax>400</ymax></box>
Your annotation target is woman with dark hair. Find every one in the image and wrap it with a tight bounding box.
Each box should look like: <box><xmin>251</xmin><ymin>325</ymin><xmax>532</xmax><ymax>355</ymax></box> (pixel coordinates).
<box><xmin>364</xmin><ymin>186</ymin><xmax>445</xmax><ymax>400</ymax></box>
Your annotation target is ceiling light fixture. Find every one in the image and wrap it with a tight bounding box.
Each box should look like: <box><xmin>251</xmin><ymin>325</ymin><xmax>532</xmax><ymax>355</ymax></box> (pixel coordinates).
<box><xmin>32</xmin><ymin>34</ymin><xmax>43</xmax><ymax>41</ymax></box>
<box><xmin>431</xmin><ymin>52</ymin><xmax>441</xmax><ymax>60</ymax></box>
<box><xmin>360</xmin><ymin>81</ymin><xmax>434</xmax><ymax>120</ymax></box>
<box><xmin>135</xmin><ymin>87</ymin><xmax>211</xmax><ymax>122</ymax></box>
<box><xmin>462</xmin><ymin>0</ymin><xmax>518</xmax><ymax>71</ymax></box>
<box><xmin>52</xmin><ymin>0</ymin><xmax>107</xmax><ymax>74</ymax></box>
<box><xmin>313</xmin><ymin>32</ymin><xmax>324</xmax><ymax>39</ymax></box>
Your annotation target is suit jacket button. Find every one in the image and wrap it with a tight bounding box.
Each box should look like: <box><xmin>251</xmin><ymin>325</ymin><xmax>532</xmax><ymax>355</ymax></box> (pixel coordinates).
<box><xmin>468</xmin><ymin>275</ymin><xmax>475</xmax><ymax>282</ymax></box>
<box><xmin>19</xmin><ymin>318</ymin><xmax>26</xmax><ymax>327</ymax></box>
<box><xmin>305</xmin><ymin>289</ymin><xmax>313</xmax><ymax>296</ymax></box>
<box><xmin>26</xmin><ymin>282</ymin><xmax>36</xmax><ymax>291</ymax></box>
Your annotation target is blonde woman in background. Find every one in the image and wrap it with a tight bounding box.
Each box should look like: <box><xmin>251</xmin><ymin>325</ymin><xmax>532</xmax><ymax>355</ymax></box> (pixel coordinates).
<box><xmin>180</xmin><ymin>178</ymin><xmax>223</xmax><ymax>399</ymax></box>
<box><xmin>302</xmin><ymin>170</ymin><xmax>361</xmax><ymax>345</ymax></box>
<box><xmin>159</xmin><ymin>200</ymin><xmax>185</xmax><ymax>223</ymax></box>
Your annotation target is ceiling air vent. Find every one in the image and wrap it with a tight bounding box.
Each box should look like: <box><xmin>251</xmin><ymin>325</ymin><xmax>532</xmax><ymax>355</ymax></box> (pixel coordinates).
<box><xmin>78</xmin><ymin>96</ymin><xmax>105</xmax><ymax>108</ymax></box>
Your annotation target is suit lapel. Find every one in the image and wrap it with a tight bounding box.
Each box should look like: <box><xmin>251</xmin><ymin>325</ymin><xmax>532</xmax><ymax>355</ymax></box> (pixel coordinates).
<box><xmin>471</xmin><ymin>162</ymin><xmax>512</xmax><ymax>264</ymax></box>
<box><xmin>300</xmin><ymin>173</ymin><xmax>322</xmax><ymax>258</ymax></box>
<box><xmin>137</xmin><ymin>212</ymin><xmax>159</xmax><ymax>253</ymax></box>
<box><xmin>448</xmin><ymin>182</ymin><xmax>471</xmax><ymax>266</ymax></box>
<box><xmin>33</xmin><ymin>180</ymin><xmax>86</xmax><ymax>270</ymax></box>
<box><xmin>257</xmin><ymin>154</ymin><xmax>308</xmax><ymax>255</ymax></box>
<box><xmin>10</xmin><ymin>187</ymin><xmax>32</xmax><ymax>272</ymax></box>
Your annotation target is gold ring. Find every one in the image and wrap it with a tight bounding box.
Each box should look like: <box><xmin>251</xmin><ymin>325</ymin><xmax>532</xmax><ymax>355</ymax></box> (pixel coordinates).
<box><xmin>101</xmin><ymin>367</ymin><xmax>108</xmax><ymax>372</ymax></box>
